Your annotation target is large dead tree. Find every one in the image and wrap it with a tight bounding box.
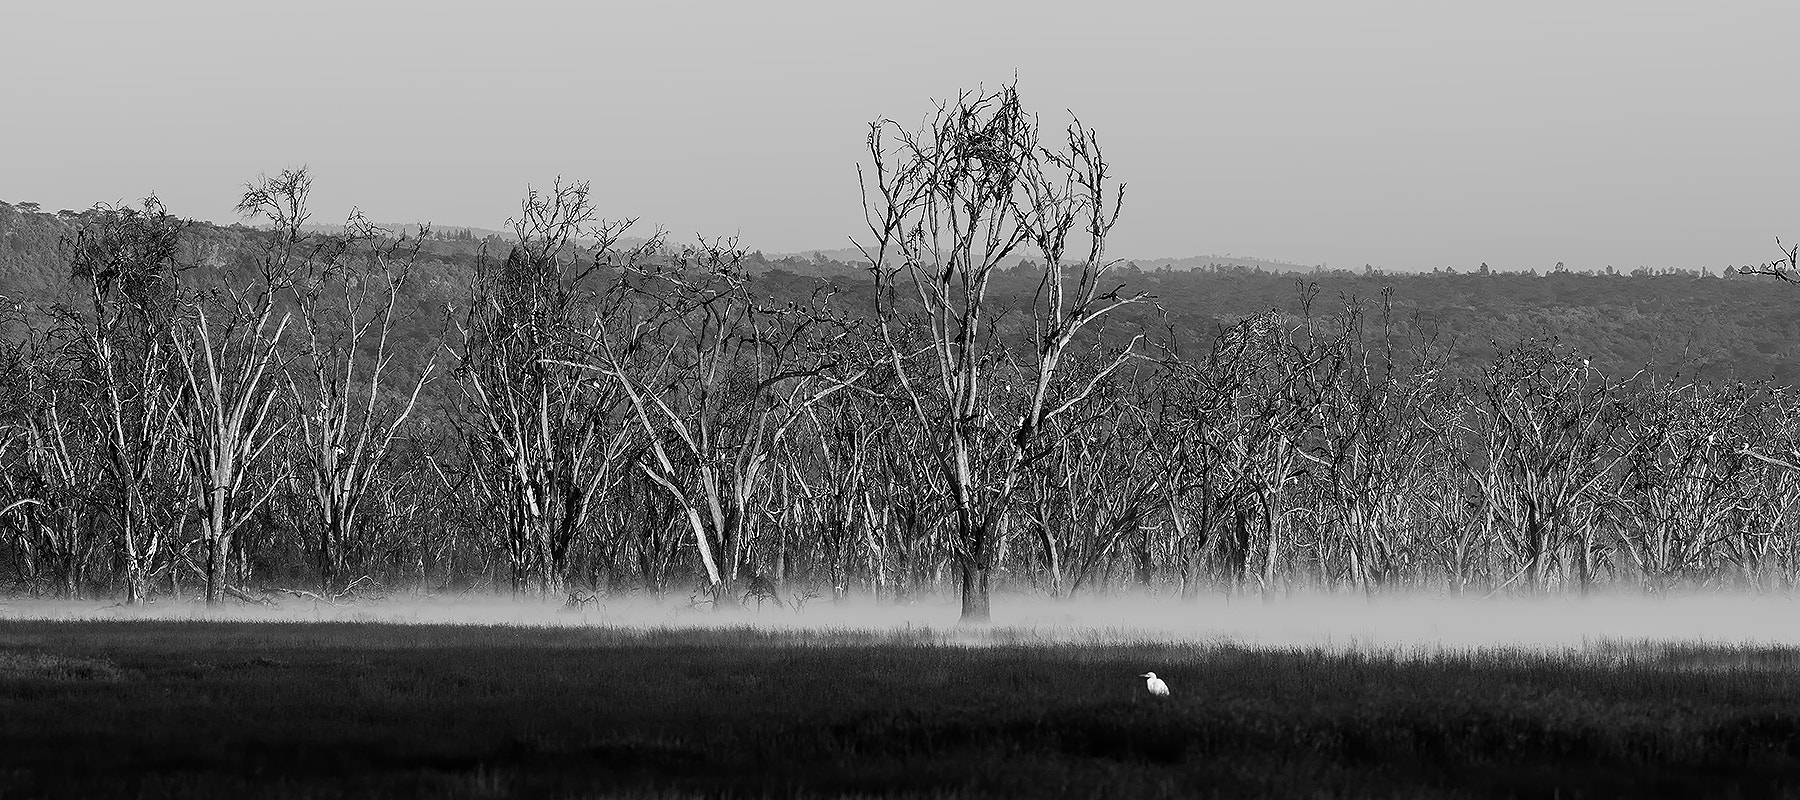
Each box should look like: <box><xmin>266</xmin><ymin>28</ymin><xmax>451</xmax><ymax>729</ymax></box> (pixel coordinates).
<box><xmin>174</xmin><ymin>175</ymin><xmax>303</xmax><ymax>605</ymax></box>
<box><xmin>784</xmin><ymin>388</ymin><xmax>891</xmax><ymax>602</ymax></box>
<box><xmin>1608</xmin><ymin>380</ymin><xmax>1764</xmax><ymax>589</ymax></box>
<box><xmin>1290</xmin><ymin>292</ymin><xmax>1456</xmax><ymax>593</ymax></box>
<box><xmin>1466</xmin><ymin>343</ymin><xmax>1634</xmax><ymax>593</ymax></box>
<box><xmin>1009</xmin><ymin>349</ymin><xmax>1170</xmax><ymax>598</ymax></box>
<box><xmin>247</xmin><ymin>169</ymin><xmax>439</xmax><ymax>591</ymax></box>
<box><xmin>859</xmin><ymin>84</ymin><xmax>1145</xmax><ymax>622</ymax></box>
<box><xmin>61</xmin><ymin>199</ymin><xmax>191</xmax><ymax>604</ymax></box>
<box><xmin>173</xmin><ymin>301</ymin><xmax>289</xmax><ymax>604</ymax></box>
<box><xmin>581</xmin><ymin>246</ymin><xmax>866</xmax><ymax>606</ymax></box>
<box><xmin>1735</xmin><ymin>238</ymin><xmax>1800</xmax><ymax>478</ymax></box>
<box><xmin>450</xmin><ymin>180</ymin><xmax>643</xmax><ymax>595</ymax></box>
<box><xmin>0</xmin><ymin>327</ymin><xmax>107</xmax><ymax>598</ymax></box>
<box><xmin>1158</xmin><ymin>310</ymin><xmax>1320</xmax><ymax>594</ymax></box>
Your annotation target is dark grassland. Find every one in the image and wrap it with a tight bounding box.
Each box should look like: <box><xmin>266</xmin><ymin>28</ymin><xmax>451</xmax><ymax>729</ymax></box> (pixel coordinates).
<box><xmin>3</xmin><ymin>621</ymin><xmax>1800</xmax><ymax>799</ymax></box>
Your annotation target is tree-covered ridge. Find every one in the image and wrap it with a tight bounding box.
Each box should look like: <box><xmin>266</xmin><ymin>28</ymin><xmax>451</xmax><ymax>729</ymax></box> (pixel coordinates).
<box><xmin>1123</xmin><ymin>265</ymin><xmax>1800</xmax><ymax>382</ymax></box>
<box><xmin>9</xmin><ymin>199</ymin><xmax>1795</xmax><ymax>384</ymax></box>
<box><xmin>741</xmin><ymin>252</ymin><xmax>1800</xmax><ymax>383</ymax></box>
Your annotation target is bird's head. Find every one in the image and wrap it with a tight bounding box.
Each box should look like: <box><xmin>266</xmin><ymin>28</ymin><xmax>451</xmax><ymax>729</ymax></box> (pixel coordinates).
<box><xmin>1140</xmin><ymin>672</ymin><xmax>1157</xmax><ymax>679</ymax></box>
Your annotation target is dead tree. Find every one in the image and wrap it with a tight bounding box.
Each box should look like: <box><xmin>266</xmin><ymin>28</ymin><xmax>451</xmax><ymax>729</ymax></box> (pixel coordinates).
<box><xmin>1608</xmin><ymin>380</ymin><xmax>1765</xmax><ymax>589</ymax></box>
<box><xmin>1728</xmin><ymin>393</ymin><xmax>1800</xmax><ymax>586</ymax></box>
<box><xmin>1465</xmin><ymin>343</ymin><xmax>1633</xmax><ymax>594</ymax></box>
<box><xmin>450</xmin><ymin>180</ymin><xmax>642</xmax><ymax>595</ymax></box>
<box><xmin>1149</xmin><ymin>345</ymin><xmax>1240</xmax><ymax>598</ymax></box>
<box><xmin>172</xmin><ymin>295</ymin><xmax>290</xmax><ymax>604</ymax></box>
<box><xmin>859</xmin><ymin>84</ymin><xmax>1144</xmax><ymax>623</ymax></box>
<box><xmin>1735</xmin><ymin>238</ymin><xmax>1798</xmax><ymax>282</ymax></box>
<box><xmin>0</xmin><ymin>327</ymin><xmax>108</xmax><ymax>598</ymax></box>
<box><xmin>0</xmin><ymin>329</ymin><xmax>51</xmax><ymax>594</ymax></box>
<box><xmin>1735</xmin><ymin>239</ymin><xmax>1800</xmax><ymax>481</ymax></box>
<box><xmin>249</xmin><ymin>169</ymin><xmax>439</xmax><ymax>591</ymax></box>
<box><xmin>1158</xmin><ymin>311</ymin><xmax>1318</xmax><ymax>594</ymax></box>
<box><xmin>613</xmin><ymin>462</ymin><xmax>686</xmax><ymax>595</ymax></box>
<box><xmin>1291</xmin><ymin>291</ymin><xmax>1456</xmax><ymax>593</ymax></box>
<box><xmin>1021</xmin><ymin>363</ymin><xmax>1166</xmax><ymax>597</ymax></box>
<box><xmin>61</xmin><ymin>199</ymin><xmax>191</xmax><ymax>603</ymax></box>
<box><xmin>581</xmin><ymin>246</ymin><xmax>867</xmax><ymax>606</ymax></box>
<box><xmin>785</xmin><ymin>389</ymin><xmax>888</xmax><ymax>603</ymax></box>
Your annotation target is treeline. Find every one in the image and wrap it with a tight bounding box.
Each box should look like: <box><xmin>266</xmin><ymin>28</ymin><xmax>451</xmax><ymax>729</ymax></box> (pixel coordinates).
<box><xmin>2</xmin><ymin>87</ymin><xmax>1798</xmax><ymax>621</ymax></box>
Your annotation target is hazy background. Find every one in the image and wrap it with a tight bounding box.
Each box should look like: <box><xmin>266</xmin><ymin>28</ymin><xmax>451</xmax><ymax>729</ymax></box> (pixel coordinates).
<box><xmin>2</xmin><ymin>0</ymin><xmax>1795</xmax><ymax>272</ymax></box>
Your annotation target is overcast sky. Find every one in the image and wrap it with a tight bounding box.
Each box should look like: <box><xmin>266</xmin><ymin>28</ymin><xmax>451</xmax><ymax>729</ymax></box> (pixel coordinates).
<box><xmin>3</xmin><ymin>1</ymin><xmax>1795</xmax><ymax>271</ymax></box>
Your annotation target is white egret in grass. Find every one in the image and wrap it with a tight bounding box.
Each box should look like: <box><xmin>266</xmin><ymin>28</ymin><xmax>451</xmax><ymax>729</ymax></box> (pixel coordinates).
<box><xmin>1140</xmin><ymin>672</ymin><xmax>1170</xmax><ymax>697</ymax></box>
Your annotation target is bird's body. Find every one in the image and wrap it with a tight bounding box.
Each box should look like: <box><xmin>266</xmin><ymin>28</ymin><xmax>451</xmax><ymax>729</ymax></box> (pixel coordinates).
<box><xmin>1140</xmin><ymin>671</ymin><xmax>1170</xmax><ymax>697</ymax></box>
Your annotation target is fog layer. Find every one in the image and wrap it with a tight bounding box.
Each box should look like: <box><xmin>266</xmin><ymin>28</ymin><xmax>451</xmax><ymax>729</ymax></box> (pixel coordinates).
<box><xmin>4</xmin><ymin>592</ymin><xmax>1796</xmax><ymax>652</ymax></box>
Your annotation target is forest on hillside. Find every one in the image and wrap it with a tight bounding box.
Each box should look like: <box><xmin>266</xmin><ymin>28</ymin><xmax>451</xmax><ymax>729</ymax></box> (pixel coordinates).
<box><xmin>727</xmin><ymin>251</ymin><xmax>1800</xmax><ymax>384</ymax></box>
<box><xmin>2</xmin><ymin>87</ymin><xmax>1799</xmax><ymax>621</ymax></box>
<box><xmin>10</xmin><ymin>202</ymin><xmax>1799</xmax><ymax>387</ymax></box>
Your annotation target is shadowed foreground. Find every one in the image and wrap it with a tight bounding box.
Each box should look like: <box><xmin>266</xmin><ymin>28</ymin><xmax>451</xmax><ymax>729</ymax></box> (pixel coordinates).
<box><xmin>3</xmin><ymin>620</ymin><xmax>1799</xmax><ymax>798</ymax></box>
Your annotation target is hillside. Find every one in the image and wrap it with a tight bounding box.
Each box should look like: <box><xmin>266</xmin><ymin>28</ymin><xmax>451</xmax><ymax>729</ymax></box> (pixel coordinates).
<box><xmin>744</xmin><ymin>253</ymin><xmax>1800</xmax><ymax>384</ymax></box>
<box><xmin>3</xmin><ymin>199</ymin><xmax>1797</xmax><ymax>383</ymax></box>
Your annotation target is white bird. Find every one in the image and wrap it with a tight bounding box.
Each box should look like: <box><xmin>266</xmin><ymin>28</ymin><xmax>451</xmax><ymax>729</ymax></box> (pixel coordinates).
<box><xmin>1140</xmin><ymin>671</ymin><xmax>1170</xmax><ymax>697</ymax></box>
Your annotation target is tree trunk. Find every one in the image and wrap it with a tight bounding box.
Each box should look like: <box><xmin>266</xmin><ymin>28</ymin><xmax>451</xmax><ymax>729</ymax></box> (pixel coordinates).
<box><xmin>1133</xmin><ymin>526</ymin><xmax>1154</xmax><ymax>588</ymax></box>
<box><xmin>713</xmin><ymin>577</ymin><xmax>740</xmax><ymax>609</ymax></box>
<box><xmin>959</xmin><ymin>563</ymin><xmax>990</xmax><ymax>624</ymax></box>
<box><xmin>126</xmin><ymin>569</ymin><xmax>151</xmax><ymax>605</ymax></box>
<box><xmin>205</xmin><ymin>534</ymin><xmax>227</xmax><ymax>606</ymax></box>
<box><xmin>1526</xmin><ymin>503</ymin><xmax>1547</xmax><ymax>593</ymax></box>
<box><xmin>318</xmin><ymin>528</ymin><xmax>334</xmax><ymax>593</ymax></box>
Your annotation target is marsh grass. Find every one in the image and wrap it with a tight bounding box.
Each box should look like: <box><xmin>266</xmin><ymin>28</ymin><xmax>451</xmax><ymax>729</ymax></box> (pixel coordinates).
<box><xmin>0</xmin><ymin>649</ymin><xmax>126</xmax><ymax>681</ymax></box>
<box><xmin>2</xmin><ymin>620</ymin><xmax>1799</xmax><ymax>798</ymax></box>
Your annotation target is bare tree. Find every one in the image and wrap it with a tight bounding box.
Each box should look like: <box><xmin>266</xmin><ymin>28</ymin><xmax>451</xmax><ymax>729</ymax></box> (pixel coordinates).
<box><xmin>1736</xmin><ymin>238</ymin><xmax>1798</xmax><ymax>282</ymax></box>
<box><xmin>61</xmin><ymin>199</ymin><xmax>191</xmax><ymax>603</ymax></box>
<box><xmin>1292</xmin><ymin>292</ymin><xmax>1456</xmax><ymax>593</ymax></box>
<box><xmin>450</xmin><ymin>180</ymin><xmax>643</xmax><ymax>595</ymax></box>
<box><xmin>1608</xmin><ymin>380</ymin><xmax>1764</xmax><ymax>589</ymax></box>
<box><xmin>1735</xmin><ymin>239</ymin><xmax>1800</xmax><ymax>477</ymax></box>
<box><xmin>1465</xmin><ymin>344</ymin><xmax>1633</xmax><ymax>593</ymax></box>
<box><xmin>171</xmin><ymin>175</ymin><xmax>305</xmax><ymax>605</ymax></box>
<box><xmin>172</xmin><ymin>301</ymin><xmax>289</xmax><ymax>604</ymax></box>
<box><xmin>0</xmin><ymin>325</ymin><xmax>108</xmax><ymax>597</ymax></box>
<box><xmin>784</xmin><ymin>387</ymin><xmax>891</xmax><ymax>603</ymax></box>
<box><xmin>247</xmin><ymin>169</ymin><xmax>439</xmax><ymax>592</ymax></box>
<box><xmin>611</xmin><ymin>464</ymin><xmax>687</xmax><ymax>595</ymax></box>
<box><xmin>1020</xmin><ymin>362</ymin><xmax>1167</xmax><ymax>597</ymax></box>
<box><xmin>858</xmin><ymin>84</ymin><xmax>1145</xmax><ymax>622</ymax></box>
<box><xmin>1157</xmin><ymin>310</ymin><xmax>1320</xmax><ymax>594</ymax></box>
<box><xmin>585</xmin><ymin>246</ymin><xmax>867</xmax><ymax>606</ymax></box>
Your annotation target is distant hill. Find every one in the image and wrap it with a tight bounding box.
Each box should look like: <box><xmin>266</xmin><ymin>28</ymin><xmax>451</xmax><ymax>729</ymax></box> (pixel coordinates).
<box><xmin>4</xmin><ymin>198</ymin><xmax>1797</xmax><ymax>384</ymax></box>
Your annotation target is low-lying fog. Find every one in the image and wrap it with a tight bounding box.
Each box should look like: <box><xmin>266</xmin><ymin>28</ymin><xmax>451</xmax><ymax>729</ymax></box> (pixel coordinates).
<box><xmin>4</xmin><ymin>590</ymin><xmax>1798</xmax><ymax>652</ymax></box>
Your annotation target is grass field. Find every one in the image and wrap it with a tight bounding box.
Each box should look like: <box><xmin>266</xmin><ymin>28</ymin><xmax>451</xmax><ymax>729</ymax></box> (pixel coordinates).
<box><xmin>3</xmin><ymin>598</ymin><xmax>1800</xmax><ymax>798</ymax></box>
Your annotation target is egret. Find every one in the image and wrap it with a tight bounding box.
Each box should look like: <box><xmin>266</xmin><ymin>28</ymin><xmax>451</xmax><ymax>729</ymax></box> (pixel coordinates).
<box><xmin>1140</xmin><ymin>671</ymin><xmax>1170</xmax><ymax>697</ymax></box>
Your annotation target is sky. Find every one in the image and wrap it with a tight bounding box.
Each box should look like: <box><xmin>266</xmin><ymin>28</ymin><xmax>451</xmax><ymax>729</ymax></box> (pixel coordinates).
<box><xmin>3</xmin><ymin>0</ymin><xmax>1796</xmax><ymax>272</ymax></box>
